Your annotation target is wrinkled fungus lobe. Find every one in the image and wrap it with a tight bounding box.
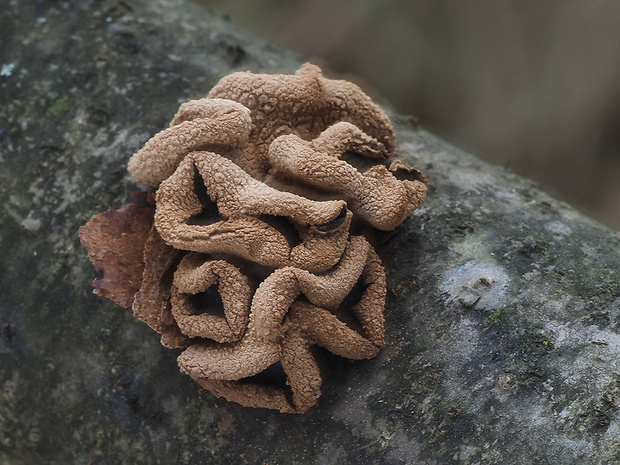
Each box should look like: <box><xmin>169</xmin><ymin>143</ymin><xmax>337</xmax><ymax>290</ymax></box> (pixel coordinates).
<box><xmin>80</xmin><ymin>64</ymin><xmax>428</xmax><ymax>413</ymax></box>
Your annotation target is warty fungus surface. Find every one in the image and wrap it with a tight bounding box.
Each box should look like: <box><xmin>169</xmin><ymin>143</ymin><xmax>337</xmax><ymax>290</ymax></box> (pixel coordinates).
<box><xmin>80</xmin><ymin>64</ymin><xmax>428</xmax><ymax>413</ymax></box>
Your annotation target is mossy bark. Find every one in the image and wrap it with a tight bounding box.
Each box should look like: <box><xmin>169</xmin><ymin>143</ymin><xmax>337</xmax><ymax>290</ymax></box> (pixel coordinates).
<box><xmin>1</xmin><ymin>1</ymin><xmax>619</xmax><ymax>464</ymax></box>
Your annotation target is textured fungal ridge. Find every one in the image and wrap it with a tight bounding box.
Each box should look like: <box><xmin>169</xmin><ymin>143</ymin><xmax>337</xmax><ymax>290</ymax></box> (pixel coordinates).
<box><xmin>80</xmin><ymin>64</ymin><xmax>428</xmax><ymax>413</ymax></box>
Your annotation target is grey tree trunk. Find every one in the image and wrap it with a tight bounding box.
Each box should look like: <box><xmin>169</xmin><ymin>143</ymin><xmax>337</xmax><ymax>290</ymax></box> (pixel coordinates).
<box><xmin>1</xmin><ymin>1</ymin><xmax>619</xmax><ymax>464</ymax></box>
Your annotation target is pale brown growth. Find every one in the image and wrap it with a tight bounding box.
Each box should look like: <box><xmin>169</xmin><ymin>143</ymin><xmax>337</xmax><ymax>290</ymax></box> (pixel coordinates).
<box><xmin>207</xmin><ymin>62</ymin><xmax>397</xmax><ymax>178</ymax></box>
<box><xmin>81</xmin><ymin>64</ymin><xmax>428</xmax><ymax>413</ymax></box>
<box><xmin>132</xmin><ymin>225</ymin><xmax>188</xmax><ymax>349</ymax></box>
<box><xmin>128</xmin><ymin>99</ymin><xmax>252</xmax><ymax>187</ymax></box>
<box><xmin>171</xmin><ymin>254</ymin><xmax>252</xmax><ymax>343</ymax></box>
<box><xmin>177</xmin><ymin>236</ymin><xmax>385</xmax><ymax>413</ymax></box>
<box><xmin>154</xmin><ymin>151</ymin><xmax>352</xmax><ymax>273</ymax></box>
<box><xmin>127</xmin><ymin>63</ymin><xmax>396</xmax><ymax>184</ymax></box>
<box><xmin>268</xmin><ymin>127</ymin><xmax>428</xmax><ymax>230</ymax></box>
<box><xmin>79</xmin><ymin>205</ymin><xmax>154</xmax><ymax>309</ymax></box>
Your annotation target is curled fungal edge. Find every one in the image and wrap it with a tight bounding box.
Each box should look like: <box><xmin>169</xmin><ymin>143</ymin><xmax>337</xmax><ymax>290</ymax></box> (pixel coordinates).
<box><xmin>79</xmin><ymin>64</ymin><xmax>428</xmax><ymax>413</ymax></box>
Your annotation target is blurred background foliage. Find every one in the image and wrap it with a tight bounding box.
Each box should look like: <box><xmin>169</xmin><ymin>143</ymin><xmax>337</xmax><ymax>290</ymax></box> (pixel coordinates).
<box><xmin>196</xmin><ymin>0</ymin><xmax>620</xmax><ymax>231</ymax></box>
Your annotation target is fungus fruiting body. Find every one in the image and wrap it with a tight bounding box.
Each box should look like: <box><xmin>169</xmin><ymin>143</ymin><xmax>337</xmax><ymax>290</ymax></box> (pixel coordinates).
<box><xmin>80</xmin><ymin>64</ymin><xmax>428</xmax><ymax>413</ymax></box>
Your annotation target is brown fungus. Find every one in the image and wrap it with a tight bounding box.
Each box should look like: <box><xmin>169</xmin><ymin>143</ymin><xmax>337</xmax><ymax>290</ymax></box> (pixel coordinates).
<box><xmin>154</xmin><ymin>151</ymin><xmax>352</xmax><ymax>273</ymax></box>
<box><xmin>170</xmin><ymin>254</ymin><xmax>253</xmax><ymax>343</ymax></box>
<box><xmin>177</xmin><ymin>236</ymin><xmax>385</xmax><ymax>414</ymax></box>
<box><xmin>267</xmin><ymin>129</ymin><xmax>427</xmax><ymax>230</ymax></box>
<box><xmin>128</xmin><ymin>63</ymin><xmax>397</xmax><ymax>184</ymax></box>
<box><xmin>79</xmin><ymin>204</ymin><xmax>154</xmax><ymax>309</ymax></box>
<box><xmin>81</xmin><ymin>64</ymin><xmax>428</xmax><ymax>413</ymax></box>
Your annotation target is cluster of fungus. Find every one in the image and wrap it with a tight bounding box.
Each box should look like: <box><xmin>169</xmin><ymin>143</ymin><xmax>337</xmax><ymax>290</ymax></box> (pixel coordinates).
<box><xmin>80</xmin><ymin>64</ymin><xmax>428</xmax><ymax>413</ymax></box>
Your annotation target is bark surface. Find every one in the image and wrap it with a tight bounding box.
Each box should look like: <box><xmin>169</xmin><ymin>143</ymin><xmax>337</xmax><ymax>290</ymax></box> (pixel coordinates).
<box><xmin>1</xmin><ymin>1</ymin><xmax>619</xmax><ymax>464</ymax></box>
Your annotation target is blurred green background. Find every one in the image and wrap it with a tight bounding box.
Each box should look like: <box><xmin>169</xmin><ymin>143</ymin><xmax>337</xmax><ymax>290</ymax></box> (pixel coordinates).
<box><xmin>196</xmin><ymin>0</ymin><xmax>620</xmax><ymax>231</ymax></box>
